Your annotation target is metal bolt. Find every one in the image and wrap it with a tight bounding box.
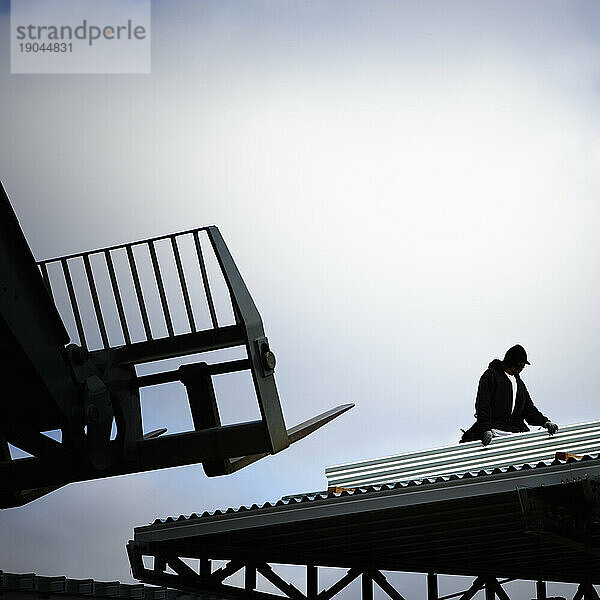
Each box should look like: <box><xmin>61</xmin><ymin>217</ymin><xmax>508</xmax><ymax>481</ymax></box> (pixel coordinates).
<box><xmin>262</xmin><ymin>350</ymin><xmax>276</xmax><ymax>371</ymax></box>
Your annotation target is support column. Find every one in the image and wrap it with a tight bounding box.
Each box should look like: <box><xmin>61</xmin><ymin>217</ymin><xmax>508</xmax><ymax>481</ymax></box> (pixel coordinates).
<box><xmin>427</xmin><ymin>574</ymin><xmax>438</xmax><ymax>600</ymax></box>
<box><xmin>536</xmin><ymin>581</ymin><xmax>547</xmax><ymax>600</ymax></box>
<box><xmin>307</xmin><ymin>566</ymin><xmax>318</xmax><ymax>600</ymax></box>
<box><xmin>362</xmin><ymin>572</ymin><xmax>373</xmax><ymax>600</ymax></box>
<box><xmin>199</xmin><ymin>558</ymin><xmax>210</xmax><ymax>578</ymax></box>
<box><xmin>245</xmin><ymin>566</ymin><xmax>256</xmax><ymax>592</ymax></box>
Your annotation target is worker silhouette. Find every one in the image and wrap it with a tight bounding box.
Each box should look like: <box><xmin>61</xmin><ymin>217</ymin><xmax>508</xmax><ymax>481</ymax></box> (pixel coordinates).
<box><xmin>460</xmin><ymin>344</ymin><xmax>558</xmax><ymax>446</ymax></box>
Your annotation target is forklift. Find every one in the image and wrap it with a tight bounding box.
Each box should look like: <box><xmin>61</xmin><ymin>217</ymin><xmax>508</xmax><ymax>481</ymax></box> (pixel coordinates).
<box><xmin>0</xmin><ymin>181</ymin><xmax>352</xmax><ymax>507</ymax></box>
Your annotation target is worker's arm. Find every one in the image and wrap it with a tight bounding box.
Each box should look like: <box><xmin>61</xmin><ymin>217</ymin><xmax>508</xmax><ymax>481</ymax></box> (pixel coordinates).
<box><xmin>474</xmin><ymin>369</ymin><xmax>495</xmax><ymax>434</ymax></box>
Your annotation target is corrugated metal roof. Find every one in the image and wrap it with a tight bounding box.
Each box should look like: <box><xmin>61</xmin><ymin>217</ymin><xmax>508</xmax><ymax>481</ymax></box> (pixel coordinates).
<box><xmin>0</xmin><ymin>572</ymin><xmax>207</xmax><ymax>600</ymax></box>
<box><xmin>326</xmin><ymin>420</ymin><xmax>600</xmax><ymax>488</ymax></box>
<box><xmin>131</xmin><ymin>455</ymin><xmax>600</xmax><ymax>584</ymax></box>
<box><xmin>146</xmin><ymin>450</ymin><xmax>599</xmax><ymax>526</ymax></box>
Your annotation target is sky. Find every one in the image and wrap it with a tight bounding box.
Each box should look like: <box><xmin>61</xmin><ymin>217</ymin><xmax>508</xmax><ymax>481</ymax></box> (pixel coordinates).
<box><xmin>1</xmin><ymin>0</ymin><xmax>600</xmax><ymax>598</ymax></box>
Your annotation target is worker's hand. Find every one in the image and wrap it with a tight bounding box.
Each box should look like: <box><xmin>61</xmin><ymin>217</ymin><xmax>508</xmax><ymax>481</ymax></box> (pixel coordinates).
<box><xmin>544</xmin><ymin>421</ymin><xmax>558</xmax><ymax>435</ymax></box>
<box><xmin>482</xmin><ymin>431</ymin><xmax>493</xmax><ymax>446</ymax></box>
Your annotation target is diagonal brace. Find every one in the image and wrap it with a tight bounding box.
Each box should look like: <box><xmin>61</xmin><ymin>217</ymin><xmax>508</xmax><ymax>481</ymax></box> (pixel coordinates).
<box><xmin>316</xmin><ymin>568</ymin><xmax>362</xmax><ymax>600</ymax></box>
<box><xmin>372</xmin><ymin>571</ymin><xmax>407</xmax><ymax>600</ymax></box>
<box><xmin>166</xmin><ymin>556</ymin><xmax>201</xmax><ymax>580</ymax></box>
<box><xmin>211</xmin><ymin>561</ymin><xmax>245</xmax><ymax>584</ymax></box>
<box><xmin>458</xmin><ymin>577</ymin><xmax>486</xmax><ymax>600</ymax></box>
<box><xmin>256</xmin><ymin>563</ymin><xmax>306</xmax><ymax>600</ymax></box>
<box><xmin>488</xmin><ymin>578</ymin><xmax>511</xmax><ymax>600</ymax></box>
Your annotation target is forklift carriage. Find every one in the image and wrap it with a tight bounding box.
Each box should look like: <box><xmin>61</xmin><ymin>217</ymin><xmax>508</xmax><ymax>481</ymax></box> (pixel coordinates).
<box><xmin>0</xmin><ymin>182</ymin><xmax>351</xmax><ymax>507</ymax></box>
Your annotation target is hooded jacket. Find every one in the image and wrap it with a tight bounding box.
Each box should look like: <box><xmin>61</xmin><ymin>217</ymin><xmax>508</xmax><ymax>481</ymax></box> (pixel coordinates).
<box><xmin>460</xmin><ymin>359</ymin><xmax>549</xmax><ymax>443</ymax></box>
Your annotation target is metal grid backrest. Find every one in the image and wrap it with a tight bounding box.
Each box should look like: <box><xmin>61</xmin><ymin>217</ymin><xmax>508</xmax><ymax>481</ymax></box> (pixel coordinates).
<box><xmin>38</xmin><ymin>227</ymin><xmax>235</xmax><ymax>352</ymax></box>
<box><xmin>326</xmin><ymin>420</ymin><xmax>600</xmax><ymax>488</ymax></box>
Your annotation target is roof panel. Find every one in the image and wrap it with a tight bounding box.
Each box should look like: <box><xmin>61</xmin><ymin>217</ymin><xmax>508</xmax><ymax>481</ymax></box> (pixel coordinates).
<box><xmin>326</xmin><ymin>421</ymin><xmax>600</xmax><ymax>487</ymax></box>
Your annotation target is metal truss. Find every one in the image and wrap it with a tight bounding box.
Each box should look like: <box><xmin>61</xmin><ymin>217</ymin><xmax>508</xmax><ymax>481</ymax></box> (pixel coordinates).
<box><xmin>127</xmin><ymin>546</ymin><xmax>600</xmax><ymax>600</ymax></box>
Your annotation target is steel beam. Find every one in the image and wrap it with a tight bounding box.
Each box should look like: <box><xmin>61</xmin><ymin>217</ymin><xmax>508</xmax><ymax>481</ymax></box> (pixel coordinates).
<box><xmin>127</xmin><ymin>544</ymin><xmax>590</xmax><ymax>600</ymax></box>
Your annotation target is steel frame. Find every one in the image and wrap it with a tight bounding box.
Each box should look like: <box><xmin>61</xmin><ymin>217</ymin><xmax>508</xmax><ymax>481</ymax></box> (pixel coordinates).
<box><xmin>127</xmin><ymin>549</ymin><xmax>600</xmax><ymax>600</ymax></box>
<box><xmin>127</xmin><ymin>461</ymin><xmax>600</xmax><ymax>597</ymax></box>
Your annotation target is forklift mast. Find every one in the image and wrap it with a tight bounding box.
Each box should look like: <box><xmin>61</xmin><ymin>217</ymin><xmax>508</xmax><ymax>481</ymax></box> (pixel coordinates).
<box><xmin>0</xmin><ymin>181</ymin><xmax>352</xmax><ymax>507</ymax></box>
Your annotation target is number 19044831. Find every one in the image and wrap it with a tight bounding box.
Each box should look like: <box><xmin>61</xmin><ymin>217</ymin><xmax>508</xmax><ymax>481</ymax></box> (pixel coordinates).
<box><xmin>19</xmin><ymin>42</ymin><xmax>73</xmax><ymax>52</ymax></box>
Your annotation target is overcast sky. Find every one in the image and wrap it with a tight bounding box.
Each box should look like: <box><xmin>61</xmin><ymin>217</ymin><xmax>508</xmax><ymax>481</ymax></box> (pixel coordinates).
<box><xmin>1</xmin><ymin>1</ymin><xmax>599</xmax><ymax>598</ymax></box>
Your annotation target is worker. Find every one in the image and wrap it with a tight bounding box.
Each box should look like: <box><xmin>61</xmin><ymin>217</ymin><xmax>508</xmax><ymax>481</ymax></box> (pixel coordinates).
<box><xmin>460</xmin><ymin>344</ymin><xmax>558</xmax><ymax>446</ymax></box>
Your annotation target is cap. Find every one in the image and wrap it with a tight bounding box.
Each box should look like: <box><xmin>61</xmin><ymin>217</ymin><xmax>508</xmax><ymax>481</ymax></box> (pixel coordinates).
<box><xmin>503</xmin><ymin>344</ymin><xmax>531</xmax><ymax>366</ymax></box>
